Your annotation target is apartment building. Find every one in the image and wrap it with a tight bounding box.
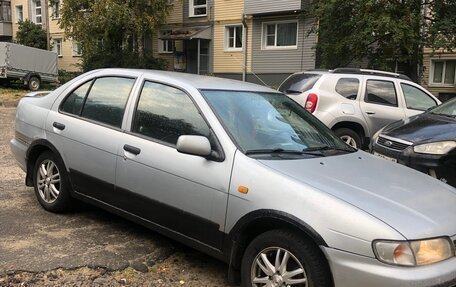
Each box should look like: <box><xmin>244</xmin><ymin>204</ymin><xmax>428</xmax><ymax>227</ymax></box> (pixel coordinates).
<box><xmin>3</xmin><ymin>0</ymin><xmax>317</xmax><ymax>84</ymax></box>
<box><xmin>421</xmin><ymin>48</ymin><xmax>456</xmax><ymax>101</ymax></box>
<box><xmin>3</xmin><ymin>0</ymin><xmax>80</xmax><ymax>72</ymax></box>
<box><xmin>0</xmin><ymin>0</ymin><xmax>12</xmax><ymax>42</ymax></box>
<box><xmin>154</xmin><ymin>0</ymin><xmax>317</xmax><ymax>87</ymax></box>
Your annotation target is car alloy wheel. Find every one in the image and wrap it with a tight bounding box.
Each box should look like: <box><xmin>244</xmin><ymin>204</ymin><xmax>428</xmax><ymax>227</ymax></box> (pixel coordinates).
<box><xmin>251</xmin><ymin>247</ymin><xmax>307</xmax><ymax>287</ymax></box>
<box><xmin>33</xmin><ymin>151</ymin><xmax>73</xmax><ymax>212</ymax></box>
<box><xmin>340</xmin><ymin>135</ymin><xmax>358</xmax><ymax>148</ymax></box>
<box><xmin>36</xmin><ymin>159</ymin><xmax>61</xmax><ymax>204</ymax></box>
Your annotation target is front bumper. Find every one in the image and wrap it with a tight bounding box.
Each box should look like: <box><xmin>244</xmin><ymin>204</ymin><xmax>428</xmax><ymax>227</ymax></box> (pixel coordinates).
<box><xmin>323</xmin><ymin>247</ymin><xmax>456</xmax><ymax>287</ymax></box>
<box><xmin>372</xmin><ymin>142</ymin><xmax>456</xmax><ymax>187</ymax></box>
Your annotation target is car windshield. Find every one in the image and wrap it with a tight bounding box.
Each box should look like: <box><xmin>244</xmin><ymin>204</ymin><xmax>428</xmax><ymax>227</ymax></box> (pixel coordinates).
<box><xmin>429</xmin><ymin>97</ymin><xmax>456</xmax><ymax>117</ymax></box>
<box><xmin>278</xmin><ymin>73</ymin><xmax>322</xmax><ymax>93</ymax></box>
<box><xmin>202</xmin><ymin>90</ymin><xmax>355</xmax><ymax>157</ymax></box>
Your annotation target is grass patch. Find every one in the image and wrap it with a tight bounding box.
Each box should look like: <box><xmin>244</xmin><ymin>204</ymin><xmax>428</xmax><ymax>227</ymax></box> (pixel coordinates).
<box><xmin>0</xmin><ymin>87</ymin><xmax>29</xmax><ymax>103</ymax></box>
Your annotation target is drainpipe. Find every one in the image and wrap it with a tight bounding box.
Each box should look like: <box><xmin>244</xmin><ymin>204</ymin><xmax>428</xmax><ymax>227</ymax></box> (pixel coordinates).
<box><xmin>242</xmin><ymin>13</ymin><xmax>248</xmax><ymax>82</ymax></box>
<box><xmin>44</xmin><ymin>0</ymin><xmax>50</xmax><ymax>50</ymax></box>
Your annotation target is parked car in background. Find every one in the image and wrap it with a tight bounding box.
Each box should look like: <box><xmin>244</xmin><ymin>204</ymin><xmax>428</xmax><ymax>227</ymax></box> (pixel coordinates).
<box><xmin>10</xmin><ymin>69</ymin><xmax>456</xmax><ymax>287</ymax></box>
<box><xmin>279</xmin><ymin>68</ymin><xmax>441</xmax><ymax>149</ymax></box>
<box><xmin>0</xmin><ymin>42</ymin><xmax>58</xmax><ymax>91</ymax></box>
<box><xmin>372</xmin><ymin>97</ymin><xmax>456</xmax><ymax>187</ymax></box>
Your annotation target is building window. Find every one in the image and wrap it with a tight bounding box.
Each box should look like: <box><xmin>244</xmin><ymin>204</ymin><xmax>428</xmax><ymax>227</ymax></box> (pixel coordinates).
<box><xmin>225</xmin><ymin>25</ymin><xmax>242</xmax><ymax>51</ymax></box>
<box><xmin>72</xmin><ymin>41</ymin><xmax>82</xmax><ymax>56</ymax></box>
<box><xmin>32</xmin><ymin>0</ymin><xmax>42</xmax><ymax>25</ymax></box>
<box><xmin>159</xmin><ymin>31</ymin><xmax>174</xmax><ymax>53</ymax></box>
<box><xmin>51</xmin><ymin>0</ymin><xmax>60</xmax><ymax>19</ymax></box>
<box><xmin>431</xmin><ymin>60</ymin><xmax>456</xmax><ymax>85</ymax></box>
<box><xmin>189</xmin><ymin>0</ymin><xmax>207</xmax><ymax>17</ymax></box>
<box><xmin>15</xmin><ymin>5</ymin><xmax>23</xmax><ymax>23</ymax></box>
<box><xmin>52</xmin><ymin>38</ymin><xmax>62</xmax><ymax>57</ymax></box>
<box><xmin>262</xmin><ymin>21</ymin><xmax>298</xmax><ymax>49</ymax></box>
<box><xmin>0</xmin><ymin>1</ymin><xmax>11</xmax><ymax>22</ymax></box>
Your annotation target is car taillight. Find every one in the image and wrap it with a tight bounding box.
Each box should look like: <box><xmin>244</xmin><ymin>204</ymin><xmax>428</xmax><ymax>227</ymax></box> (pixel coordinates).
<box><xmin>305</xmin><ymin>93</ymin><xmax>318</xmax><ymax>113</ymax></box>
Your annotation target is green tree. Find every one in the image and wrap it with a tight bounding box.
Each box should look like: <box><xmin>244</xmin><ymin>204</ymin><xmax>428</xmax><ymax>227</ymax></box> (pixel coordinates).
<box><xmin>309</xmin><ymin>0</ymin><xmax>456</xmax><ymax>81</ymax></box>
<box><xmin>58</xmin><ymin>0</ymin><xmax>170</xmax><ymax>71</ymax></box>
<box><xmin>426</xmin><ymin>0</ymin><xmax>456</xmax><ymax>51</ymax></box>
<box><xmin>16</xmin><ymin>20</ymin><xmax>47</xmax><ymax>49</ymax></box>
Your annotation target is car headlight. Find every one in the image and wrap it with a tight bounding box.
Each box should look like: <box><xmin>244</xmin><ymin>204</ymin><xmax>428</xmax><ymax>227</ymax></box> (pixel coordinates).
<box><xmin>373</xmin><ymin>237</ymin><xmax>454</xmax><ymax>266</ymax></box>
<box><xmin>413</xmin><ymin>141</ymin><xmax>456</xmax><ymax>155</ymax></box>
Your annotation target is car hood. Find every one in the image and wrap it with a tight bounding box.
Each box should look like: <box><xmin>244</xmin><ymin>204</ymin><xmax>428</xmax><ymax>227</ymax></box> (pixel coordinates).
<box><xmin>383</xmin><ymin>113</ymin><xmax>456</xmax><ymax>144</ymax></box>
<box><xmin>259</xmin><ymin>151</ymin><xmax>456</xmax><ymax>239</ymax></box>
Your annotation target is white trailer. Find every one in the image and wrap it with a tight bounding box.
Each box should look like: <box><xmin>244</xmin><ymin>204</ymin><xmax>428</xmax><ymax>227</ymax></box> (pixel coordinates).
<box><xmin>0</xmin><ymin>42</ymin><xmax>58</xmax><ymax>90</ymax></box>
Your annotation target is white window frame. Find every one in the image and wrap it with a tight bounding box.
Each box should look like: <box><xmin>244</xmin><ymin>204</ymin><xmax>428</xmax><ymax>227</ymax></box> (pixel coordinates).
<box><xmin>51</xmin><ymin>0</ymin><xmax>60</xmax><ymax>19</ymax></box>
<box><xmin>189</xmin><ymin>0</ymin><xmax>207</xmax><ymax>17</ymax></box>
<box><xmin>15</xmin><ymin>5</ymin><xmax>23</xmax><ymax>23</ymax></box>
<box><xmin>72</xmin><ymin>41</ymin><xmax>82</xmax><ymax>57</ymax></box>
<box><xmin>32</xmin><ymin>0</ymin><xmax>42</xmax><ymax>25</ymax></box>
<box><xmin>225</xmin><ymin>25</ymin><xmax>243</xmax><ymax>51</ymax></box>
<box><xmin>52</xmin><ymin>38</ymin><xmax>62</xmax><ymax>57</ymax></box>
<box><xmin>261</xmin><ymin>20</ymin><xmax>298</xmax><ymax>50</ymax></box>
<box><xmin>159</xmin><ymin>31</ymin><xmax>174</xmax><ymax>54</ymax></box>
<box><xmin>430</xmin><ymin>59</ymin><xmax>456</xmax><ymax>87</ymax></box>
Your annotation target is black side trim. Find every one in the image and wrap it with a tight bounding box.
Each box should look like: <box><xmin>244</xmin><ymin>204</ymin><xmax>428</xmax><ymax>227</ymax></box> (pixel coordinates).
<box><xmin>71</xmin><ymin>190</ymin><xmax>227</xmax><ymax>263</ymax></box>
<box><xmin>69</xmin><ymin>169</ymin><xmax>224</xmax><ymax>250</ymax></box>
<box><xmin>229</xmin><ymin>209</ymin><xmax>327</xmax><ymax>246</ymax></box>
<box><xmin>225</xmin><ymin>209</ymin><xmax>328</xmax><ymax>284</ymax></box>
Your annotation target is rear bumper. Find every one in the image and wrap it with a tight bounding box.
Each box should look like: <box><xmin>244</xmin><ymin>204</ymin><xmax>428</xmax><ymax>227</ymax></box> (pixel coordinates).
<box><xmin>10</xmin><ymin>138</ymin><xmax>28</xmax><ymax>172</ymax></box>
<box><xmin>324</xmin><ymin>247</ymin><xmax>456</xmax><ymax>287</ymax></box>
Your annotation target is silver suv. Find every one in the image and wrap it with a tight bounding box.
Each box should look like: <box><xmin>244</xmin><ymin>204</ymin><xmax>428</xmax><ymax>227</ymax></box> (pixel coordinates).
<box><xmin>279</xmin><ymin>68</ymin><xmax>441</xmax><ymax>148</ymax></box>
<box><xmin>10</xmin><ymin>69</ymin><xmax>456</xmax><ymax>287</ymax></box>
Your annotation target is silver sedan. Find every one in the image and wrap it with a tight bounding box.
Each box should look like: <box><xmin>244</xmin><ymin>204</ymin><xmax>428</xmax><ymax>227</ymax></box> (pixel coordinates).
<box><xmin>10</xmin><ymin>69</ymin><xmax>456</xmax><ymax>287</ymax></box>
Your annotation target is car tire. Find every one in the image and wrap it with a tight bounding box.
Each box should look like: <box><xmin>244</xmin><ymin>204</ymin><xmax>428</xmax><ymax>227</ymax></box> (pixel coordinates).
<box><xmin>33</xmin><ymin>151</ymin><xmax>73</xmax><ymax>213</ymax></box>
<box><xmin>334</xmin><ymin>128</ymin><xmax>361</xmax><ymax>149</ymax></box>
<box><xmin>241</xmin><ymin>229</ymin><xmax>332</xmax><ymax>287</ymax></box>
<box><xmin>28</xmin><ymin>76</ymin><xmax>41</xmax><ymax>91</ymax></box>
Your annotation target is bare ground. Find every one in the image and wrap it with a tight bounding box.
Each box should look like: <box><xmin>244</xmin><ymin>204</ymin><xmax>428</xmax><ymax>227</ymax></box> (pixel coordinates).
<box><xmin>0</xmin><ymin>107</ymin><xmax>232</xmax><ymax>287</ymax></box>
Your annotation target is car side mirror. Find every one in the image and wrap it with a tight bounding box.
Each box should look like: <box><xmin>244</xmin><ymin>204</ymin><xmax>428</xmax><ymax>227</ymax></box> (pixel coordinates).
<box><xmin>177</xmin><ymin>135</ymin><xmax>212</xmax><ymax>157</ymax></box>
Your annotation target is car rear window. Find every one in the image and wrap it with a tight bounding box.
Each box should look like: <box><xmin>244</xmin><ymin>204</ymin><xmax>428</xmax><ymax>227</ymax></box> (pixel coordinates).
<box><xmin>279</xmin><ymin>73</ymin><xmax>322</xmax><ymax>93</ymax></box>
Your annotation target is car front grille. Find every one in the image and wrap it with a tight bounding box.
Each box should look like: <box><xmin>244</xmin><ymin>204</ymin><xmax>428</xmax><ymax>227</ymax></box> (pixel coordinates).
<box><xmin>376</xmin><ymin>136</ymin><xmax>412</xmax><ymax>151</ymax></box>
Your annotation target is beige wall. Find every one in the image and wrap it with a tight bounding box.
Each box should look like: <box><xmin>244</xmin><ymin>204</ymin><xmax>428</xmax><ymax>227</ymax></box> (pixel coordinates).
<box><xmin>48</xmin><ymin>3</ymin><xmax>81</xmax><ymax>72</ymax></box>
<box><xmin>422</xmin><ymin>48</ymin><xmax>456</xmax><ymax>98</ymax></box>
<box><xmin>11</xmin><ymin>0</ymin><xmax>29</xmax><ymax>40</ymax></box>
<box><xmin>213</xmin><ymin>0</ymin><xmax>251</xmax><ymax>74</ymax></box>
<box><xmin>167</xmin><ymin>0</ymin><xmax>183</xmax><ymax>24</ymax></box>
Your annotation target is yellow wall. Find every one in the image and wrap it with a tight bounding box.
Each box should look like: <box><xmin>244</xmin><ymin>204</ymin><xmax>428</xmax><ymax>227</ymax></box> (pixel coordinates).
<box><xmin>212</xmin><ymin>0</ymin><xmax>252</xmax><ymax>74</ymax></box>
<box><xmin>422</xmin><ymin>48</ymin><xmax>456</xmax><ymax>98</ymax></box>
<box><xmin>11</xmin><ymin>0</ymin><xmax>29</xmax><ymax>40</ymax></box>
<box><xmin>48</xmin><ymin>2</ymin><xmax>82</xmax><ymax>72</ymax></box>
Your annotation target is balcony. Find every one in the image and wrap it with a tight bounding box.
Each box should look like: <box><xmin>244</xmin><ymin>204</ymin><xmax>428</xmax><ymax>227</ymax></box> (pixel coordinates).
<box><xmin>0</xmin><ymin>22</ymin><xmax>12</xmax><ymax>37</ymax></box>
<box><xmin>0</xmin><ymin>0</ymin><xmax>12</xmax><ymax>37</ymax></box>
<box><xmin>245</xmin><ymin>0</ymin><xmax>303</xmax><ymax>15</ymax></box>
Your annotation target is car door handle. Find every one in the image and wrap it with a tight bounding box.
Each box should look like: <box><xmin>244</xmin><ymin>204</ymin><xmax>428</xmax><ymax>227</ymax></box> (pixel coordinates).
<box><xmin>53</xmin><ymin>122</ymin><xmax>66</xmax><ymax>130</ymax></box>
<box><xmin>123</xmin><ymin>144</ymin><xmax>141</xmax><ymax>155</ymax></box>
<box><xmin>365</xmin><ymin>111</ymin><xmax>376</xmax><ymax>115</ymax></box>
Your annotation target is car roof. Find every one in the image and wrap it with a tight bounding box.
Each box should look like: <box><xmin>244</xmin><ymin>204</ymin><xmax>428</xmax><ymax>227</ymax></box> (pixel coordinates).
<box><xmin>94</xmin><ymin>68</ymin><xmax>278</xmax><ymax>93</ymax></box>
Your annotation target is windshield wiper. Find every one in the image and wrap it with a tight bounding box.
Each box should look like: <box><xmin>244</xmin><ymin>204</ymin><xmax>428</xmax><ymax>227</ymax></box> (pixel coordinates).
<box><xmin>304</xmin><ymin>146</ymin><xmax>356</xmax><ymax>153</ymax></box>
<box><xmin>245</xmin><ymin>148</ymin><xmax>325</xmax><ymax>157</ymax></box>
<box><xmin>431</xmin><ymin>112</ymin><xmax>456</xmax><ymax>119</ymax></box>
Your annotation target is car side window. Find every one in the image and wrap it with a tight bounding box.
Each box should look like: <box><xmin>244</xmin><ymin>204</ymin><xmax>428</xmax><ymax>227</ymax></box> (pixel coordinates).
<box><xmin>60</xmin><ymin>80</ymin><xmax>93</xmax><ymax>115</ymax></box>
<box><xmin>80</xmin><ymin>77</ymin><xmax>135</xmax><ymax>128</ymax></box>
<box><xmin>335</xmin><ymin>78</ymin><xmax>359</xmax><ymax>100</ymax></box>
<box><xmin>401</xmin><ymin>83</ymin><xmax>437</xmax><ymax>111</ymax></box>
<box><xmin>365</xmin><ymin>80</ymin><xmax>398</xmax><ymax>106</ymax></box>
<box><xmin>132</xmin><ymin>81</ymin><xmax>210</xmax><ymax>145</ymax></box>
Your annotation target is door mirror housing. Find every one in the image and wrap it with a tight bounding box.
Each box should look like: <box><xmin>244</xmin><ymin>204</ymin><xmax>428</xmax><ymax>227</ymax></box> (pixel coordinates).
<box><xmin>177</xmin><ymin>135</ymin><xmax>212</xmax><ymax>157</ymax></box>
